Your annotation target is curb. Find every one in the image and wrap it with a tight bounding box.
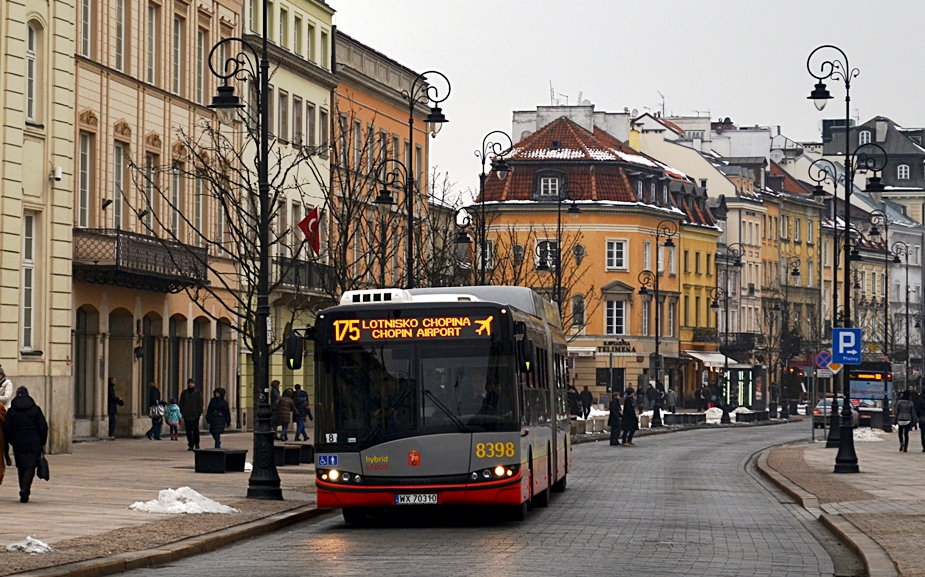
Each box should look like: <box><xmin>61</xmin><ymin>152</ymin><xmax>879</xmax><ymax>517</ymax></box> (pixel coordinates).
<box><xmin>572</xmin><ymin>416</ymin><xmax>805</xmax><ymax>445</ymax></box>
<box><xmin>755</xmin><ymin>447</ymin><xmax>898</xmax><ymax>577</ymax></box>
<box><xmin>12</xmin><ymin>504</ymin><xmax>328</xmax><ymax>577</ymax></box>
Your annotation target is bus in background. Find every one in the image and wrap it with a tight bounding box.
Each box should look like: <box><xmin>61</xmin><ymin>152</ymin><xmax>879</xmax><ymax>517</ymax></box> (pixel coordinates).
<box><xmin>849</xmin><ymin>362</ymin><xmax>892</xmax><ymax>427</ymax></box>
<box><xmin>291</xmin><ymin>286</ymin><xmax>570</xmax><ymax>523</ymax></box>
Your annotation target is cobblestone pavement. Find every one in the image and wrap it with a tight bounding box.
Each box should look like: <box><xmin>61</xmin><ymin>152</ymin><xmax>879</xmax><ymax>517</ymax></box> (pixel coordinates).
<box><xmin>127</xmin><ymin>423</ymin><xmax>839</xmax><ymax>577</ymax></box>
<box><xmin>769</xmin><ymin>430</ymin><xmax>925</xmax><ymax>576</ymax></box>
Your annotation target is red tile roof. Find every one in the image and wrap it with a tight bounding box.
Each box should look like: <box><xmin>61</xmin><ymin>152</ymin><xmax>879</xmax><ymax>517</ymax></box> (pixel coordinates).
<box><xmin>769</xmin><ymin>161</ymin><xmax>813</xmax><ymax>195</ymax></box>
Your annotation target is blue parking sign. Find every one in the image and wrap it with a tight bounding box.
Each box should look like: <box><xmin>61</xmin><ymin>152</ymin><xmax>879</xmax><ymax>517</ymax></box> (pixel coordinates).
<box><xmin>832</xmin><ymin>328</ymin><xmax>862</xmax><ymax>365</ymax></box>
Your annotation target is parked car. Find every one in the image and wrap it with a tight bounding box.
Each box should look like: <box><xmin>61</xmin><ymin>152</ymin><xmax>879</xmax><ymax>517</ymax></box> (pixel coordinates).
<box><xmin>853</xmin><ymin>399</ymin><xmax>881</xmax><ymax>428</ymax></box>
<box><xmin>812</xmin><ymin>397</ymin><xmax>859</xmax><ymax>429</ymax></box>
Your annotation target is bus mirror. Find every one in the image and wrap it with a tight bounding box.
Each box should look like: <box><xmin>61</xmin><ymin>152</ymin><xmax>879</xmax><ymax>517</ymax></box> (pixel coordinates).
<box><xmin>514</xmin><ymin>321</ymin><xmax>527</xmax><ymax>336</ymax></box>
<box><xmin>285</xmin><ymin>331</ymin><xmax>304</xmax><ymax>371</ymax></box>
<box><xmin>518</xmin><ymin>337</ymin><xmax>535</xmax><ymax>373</ymax></box>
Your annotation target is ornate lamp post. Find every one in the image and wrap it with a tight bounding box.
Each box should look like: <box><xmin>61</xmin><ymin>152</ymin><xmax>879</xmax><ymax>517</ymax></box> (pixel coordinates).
<box><xmin>474</xmin><ymin>131</ymin><xmax>512</xmax><ymax>285</ymax></box>
<box><xmin>710</xmin><ymin>287</ymin><xmax>733</xmax><ymax>424</ymax></box>
<box><xmin>779</xmin><ymin>256</ymin><xmax>802</xmax><ymax>419</ymax></box>
<box><xmin>807</xmin><ymin>45</ymin><xmax>892</xmax><ymax>473</ymax></box>
<box><xmin>807</xmin><ymin>148</ymin><xmax>888</xmax><ymax>454</ymax></box>
<box><xmin>206</xmin><ymin>25</ymin><xmax>280</xmax><ymax>499</ymax></box>
<box><xmin>637</xmin><ymin>220</ymin><xmax>678</xmax><ymax>428</ymax></box>
<box><xmin>893</xmin><ymin>241</ymin><xmax>912</xmax><ymax>389</ymax></box>
<box><xmin>536</xmin><ymin>182</ymin><xmax>584</xmax><ymax>319</ymax></box>
<box><xmin>715</xmin><ymin>243</ymin><xmax>745</xmax><ymax>424</ymax></box>
<box><xmin>401</xmin><ymin>72</ymin><xmax>450</xmax><ymax>289</ymax></box>
<box><xmin>868</xmin><ymin>205</ymin><xmax>891</xmax><ymax>363</ymax></box>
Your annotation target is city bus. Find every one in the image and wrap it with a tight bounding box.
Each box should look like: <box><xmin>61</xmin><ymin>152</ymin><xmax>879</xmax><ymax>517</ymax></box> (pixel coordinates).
<box><xmin>307</xmin><ymin>286</ymin><xmax>570</xmax><ymax>523</ymax></box>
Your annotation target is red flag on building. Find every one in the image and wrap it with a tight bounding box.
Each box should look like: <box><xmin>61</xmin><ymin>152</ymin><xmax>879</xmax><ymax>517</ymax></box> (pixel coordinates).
<box><xmin>297</xmin><ymin>207</ymin><xmax>321</xmax><ymax>255</ymax></box>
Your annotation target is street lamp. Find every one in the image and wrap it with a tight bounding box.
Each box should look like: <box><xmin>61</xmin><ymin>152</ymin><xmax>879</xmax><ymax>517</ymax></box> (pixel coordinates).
<box><xmin>401</xmin><ymin>71</ymin><xmax>450</xmax><ymax>289</ymax></box>
<box><xmin>869</xmin><ymin>207</ymin><xmax>892</xmax><ymax>363</ymax></box>
<box><xmin>474</xmin><ymin>130</ymin><xmax>513</xmax><ymax>285</ymax></box>
<box><xmin>207</xmin><ymin>25</ymin><xmax>279</xmax><ymax>497</ymax></box>
<box><xmin>715</xmin><ymin>243</ymin><xmax>745</xmax><ymax>424</ymax></box>
<box><xmin>808</xmin><ymin>45</ymin><xmax>891</xmax><ymax>473</ymax></box>
<box><xmin>893</xmin><ymin>241</ymin><xmax>912</xmax><ymax>389</ymax></box>
<box><xmin>373</xmin><ymin>158</ymin><xmax>412</xmax><ymax>286</ymax></box>
<box><xmin>709</xmin><ymin>287</ymin><xmax>733</xmax><ymax>425</ymax></box>
<box><xmin>637</xmin><ymin>220</ymin><xmax>678</xmax><ymax>428</ymax></box>
<box><xmin>779</xmin><ymin>255</ymin><xmax>802</xmax><ymax>420</ymax></box>
<box><xmin>806</xmin><ymin>146</ymin><xmax>888</xmax><ymax>457</ymax></box>
<box><xmin>536</xmin><ymin>181</ymin><xmax>585</xmax><ymax>319</ymax></box>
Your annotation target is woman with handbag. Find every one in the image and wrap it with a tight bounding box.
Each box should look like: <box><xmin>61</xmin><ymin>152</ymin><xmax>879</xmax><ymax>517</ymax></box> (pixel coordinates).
<box><xmin>3</xmin><ymin>387</ymin><xmax>48</xmax><ymax>503</ymax></box>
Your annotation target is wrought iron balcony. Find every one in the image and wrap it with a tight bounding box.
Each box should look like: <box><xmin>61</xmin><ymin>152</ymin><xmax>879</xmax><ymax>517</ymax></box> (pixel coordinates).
<box><xmin>73</xmin><ymin>228</ymin><xmax>208</xmax><ymax>293</ymax></box>
<box><xmin>692</xmin><ymin>328</ymin><xmax>719</xmax><ymax>343</ymax></box>
<box><xmin>719</xmin><ymin>332</ymin><xmax>764</xmax><ymax>355</ymax></box>
<box><xmin>274</xmin><ymin>256</ymin><xmax>335</xmax><ymax>295</ymax></box>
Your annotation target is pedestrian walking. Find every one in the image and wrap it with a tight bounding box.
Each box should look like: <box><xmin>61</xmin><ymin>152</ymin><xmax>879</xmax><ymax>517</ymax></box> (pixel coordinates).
<box><xmin>608</xmin><ymin>393</ymin><xmax>623</xmax><ymax>446</ymax></box>
<box><xmin>704</xmin><ymin>385</ymin><xmax>714</xmax><ymax>409</ymax></box>
<box><xmin>3</xmin><ymin>387</ymin><xmax>48</xmax><ymax>503</ymax></box>
<box><xmin>107</xmin><ymin>377</ymin><xmax>124</xmax><ymax>438</ymax></box>
<box><xmin>568</xmin><ymin>386</ymin><xmax>581</xmax><ymax>417</ymax></box>
<box><xmin>145</xmin><ymin>382</ymin><xmax>162</xmax><ymax>440</ymax></box>
<box><xmin>270</xmin><ymin>380</ymin><xmax>282</xmax><ymax>433</ymax></box>
<box><xmin>277</xmin><ymin>388</ymin><xmax>296</xmax><ymax>441</ymax></box>
<box><xmin>665</xmin><ymin>388</ymin><xmax>677</xmax><ymax>413</ymax></box>
<box><xmin>694</xmin><ymin>387</ymin><xmax>703</xmax><ymax>412</ymax></box>
<box><xmin>579</xmin><ymin>386</ymin><xmax>594</xmax><ymax>419</ymax></box>
<box><xmin>178</xmin><ymin>379</ymin><xmax>203</xmax><ymax>451</ymax></box>
<box><xmin>0</xmin><ymin>366</ymin><xmax>14</xmax><ymax>483</ymax></box>
<box><xmin>907</xmin><ymin>385</ymin><xmax>920</xmax><ymax>429</ymax></box>
<box><xmin>293</xmin><ymin>388</ymin><xmax>313</xmax><ymax>442</ymax></box>
<box><xmin>206</xmin><ymin>388</ymin><xmax>231</xmax><ymax>449</ymax></box>
<box><xmin>645</xmin><ymin>384</ymin><xmax>658</xmax><ymax>410</ymax></box>
<box><xmin>895</xmin><ymin>390</ymin><xmax>916</xmax><ymax>452</ymax></box>
<box><xmin>165</xmin><ymin>398</ymin><xmax>181</xmax><ymax>441</ymax></box>
<box><xmin>621</xmin><ymin>388</ymin><xmax>639</xmax><ymax>446</ymax></box>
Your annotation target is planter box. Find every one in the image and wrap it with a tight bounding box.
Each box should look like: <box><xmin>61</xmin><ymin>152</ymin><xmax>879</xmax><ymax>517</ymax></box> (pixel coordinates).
<box><xmin>755</xmin><ymin>410</ymin><xmax>769</xmax><ymax>422</ymax></box>
<box><xmin>194</xmin><ymin>449</ymin><xmax>247</xmax><ymax>473</ymax></box>
<box><xmin>663</xmin><ymin>414</ymin><xmax>681</xmax><ymax>425</ymax></box>
<box><xmin>572</xmin><ymin>419</ymin><xmax>587</xmax><ymax>435</ymax></box>
<box><xmin>735</xmin><ymin>412</ymin><xmax>756</xmax><ymax>423</ymax></box>
<box><xmin>274</xmin><ymin>445</ymin><xmax>302</xmax><ymax>466</ymax></box>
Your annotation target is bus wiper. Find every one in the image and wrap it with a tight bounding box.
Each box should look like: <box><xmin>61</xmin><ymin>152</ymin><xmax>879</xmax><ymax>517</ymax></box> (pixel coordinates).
<box><xmin>424</xmin><ymin>389</ymin><xmax>472</xmax><ymax>433</ymax></box>
<box><xmin>361</xmin><ymin>388</ymin><xmax>413</xmax><ymax>449</ymax></box>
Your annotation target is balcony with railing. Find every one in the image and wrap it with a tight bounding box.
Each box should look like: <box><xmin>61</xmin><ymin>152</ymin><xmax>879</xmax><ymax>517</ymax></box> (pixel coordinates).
<box><xmin>274</xmin><ymin>256</ymin><xmax>335</xmax><ymax>295</ymax></box>
<box><xmin>73</xmin><ymin>228</ymin><xmax>208</xmax><ymax>293</ymax></box>
<box><xmin>719</xmin><ymin>332</ymin><xmax>764</xmax><ymax>356</ymax></box>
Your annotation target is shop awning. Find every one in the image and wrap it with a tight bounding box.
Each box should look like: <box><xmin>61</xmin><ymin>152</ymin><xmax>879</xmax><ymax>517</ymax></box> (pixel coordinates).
<box><xmin>683</xmin><ymin>350</ymin><xmax>739</xmax><ymax>368</ymax></box>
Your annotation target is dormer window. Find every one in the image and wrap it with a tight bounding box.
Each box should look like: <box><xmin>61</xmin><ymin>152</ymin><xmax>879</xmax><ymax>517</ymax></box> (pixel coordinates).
<box><xmin>662</xmin><ymin>185</ymin><xmax>669</xmax><ymax>205</ymax></box>
<box><xmin>898</xmin><ymin>164</ymin><xmax>911</xmax><ymax>180</ymax></box>
<box><xmin>550</xmin><ymin>140</ymin><xmax>561</xmax><ymax>150</ymax></box>
<box><xmin>650</xmin><ymin>182</ymin><xmax>656</xmax><ymax>203</ymax></box>
<box><xmin>636</xmin><ymin>180</ymin><xmax>643</xmax><ymax>199</ymax></box>
<box><xmin>859</xmin><ymin>130</ymin><xmax>871</xmax><ymax>145</ymax></box>
<box><xmin>535</xmin><ymin>170</ymin><xmax>564</xmax><ymax>200</ymax></box>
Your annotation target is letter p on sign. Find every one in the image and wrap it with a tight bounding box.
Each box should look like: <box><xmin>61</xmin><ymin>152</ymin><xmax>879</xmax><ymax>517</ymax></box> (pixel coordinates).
<box><xmin>832</xmin><ymin>328</ymin><xmax>862</xmax><ymax>365</ymax></box>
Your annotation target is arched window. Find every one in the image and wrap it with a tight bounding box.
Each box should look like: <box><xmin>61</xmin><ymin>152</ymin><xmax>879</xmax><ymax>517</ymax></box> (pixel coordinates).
<box><xmin>898</xmin><ymin>164</ymin><xmax>910</xmax><ymax>180</ymax></box>
<box><xmin>859</xmin><ymin>130</ymin><xmax>871</xmax><ymax>145</ymax></box>
<box><xmin>26</xmin><ymin>23</ymin><xmax>38</xmax><ymax>122</ymax></box>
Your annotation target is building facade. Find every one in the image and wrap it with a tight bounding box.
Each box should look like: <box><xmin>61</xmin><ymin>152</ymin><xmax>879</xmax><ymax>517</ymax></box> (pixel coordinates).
<box><xmin>1</xmin><ymin>0</ymin><xmax>76</xmax><ymax>452</ymax></box>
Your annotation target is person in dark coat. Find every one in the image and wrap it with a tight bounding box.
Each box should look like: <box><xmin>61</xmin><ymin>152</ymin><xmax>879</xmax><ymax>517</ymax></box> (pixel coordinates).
<box><xmin>568</xmin><ymin>386</ymin><xmax>581</xmax><ymax>417</ymax></box>
<box><xmin>645</xmin><ymin>385</ymin><xmax>658</xmax><ymax>410</ymax></box>
<box><xmin>145</xmin><ymin>382</ymin><xmax>162</xmax><ymax>440</ymax></box>
<box><xmin>293</xmin><ymin>389</ymin><xmax>312</xmax><ymax>442</ymax></box>
<box><xmin>579</xmin><ymin>386</ymin><xmax>594</xmax><ymax>419</ymax></box>
<box><xmin>608</xmin><ymin>393</ymin><xmax>623</xmax><ymax>446</ymax></box>
<box><xmin>4</xmin><ymin>387</ymin><xmax>48</xmax><ymax>503</ymax></box>
<box><xmin>107</xmin><ymin>377</ymin><xmax>124</xmax><ymax>437</ymax></box>
<box><xmin>621</xmin><ymin>388</ymin><xmax>639</xmax><ymax>446</ymax></box>
<box><xmin>178</xmin><ymin>379</ymin><xmax>203</xmax><ymax>451</ymax></box>
<box><xmin>277</xmin><ymin>389</ymin><xmax>296</xmax><ymax>441</ymax></box>
<box><xmin>206</xmin><ymin>388</ymin><xmax>231</xmax><ymax>449</ymax></box>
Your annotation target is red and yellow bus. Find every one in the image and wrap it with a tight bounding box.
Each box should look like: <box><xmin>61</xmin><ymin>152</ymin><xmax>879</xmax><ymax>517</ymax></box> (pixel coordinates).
<box><xmin>308</xmin><ymin>286</ymin><xmax>570</xmax><ymax>522</ymax></box>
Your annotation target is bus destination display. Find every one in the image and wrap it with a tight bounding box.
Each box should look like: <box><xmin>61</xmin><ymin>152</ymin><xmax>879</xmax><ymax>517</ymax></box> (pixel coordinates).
<box><xmin>332</xmin><ymin>315</ymin><xmax>494</xmax><ymax>342</ymax></box>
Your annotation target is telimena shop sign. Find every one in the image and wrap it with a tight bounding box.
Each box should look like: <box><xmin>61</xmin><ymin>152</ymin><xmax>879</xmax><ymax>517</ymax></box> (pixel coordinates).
<box><xmin>596</xmin><ymin>340</ymin><xmax>636</xmax><ymax>353</ymax></box>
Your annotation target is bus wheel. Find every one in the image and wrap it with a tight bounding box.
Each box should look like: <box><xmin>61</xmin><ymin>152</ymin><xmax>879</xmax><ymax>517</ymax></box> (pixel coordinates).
<box><xmin>552</xmin><ymin>474</ymin><xmax>567</xmax><ymax>493</ymax></box>
<box><xmin>342</xmin><ymin>508</ymin><xmax>368</xmax><ymax>524</ymax></box>
<box><xmin>505</xmin><ymin>500</ymin><xmax>529</xmax><ymax>522</ymax></box>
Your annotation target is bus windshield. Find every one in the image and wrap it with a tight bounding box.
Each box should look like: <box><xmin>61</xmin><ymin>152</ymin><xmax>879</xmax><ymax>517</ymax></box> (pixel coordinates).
<box><xmin>318</xmin><ymin>340</ymin><xmax>518</xmax><ymax>446</ymax></box>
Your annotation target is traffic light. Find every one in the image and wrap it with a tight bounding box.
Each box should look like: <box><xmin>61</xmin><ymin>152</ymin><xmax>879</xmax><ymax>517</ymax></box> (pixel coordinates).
<box><xmin>285</xmin><ymin>331</ymin><xmax>304</xmax><ymax>370</ymax></box>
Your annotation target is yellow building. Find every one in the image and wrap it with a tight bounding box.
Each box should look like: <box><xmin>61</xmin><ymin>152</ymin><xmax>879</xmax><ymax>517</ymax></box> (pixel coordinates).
<box><xmin>1</xmin><ymin>0</ymin><xmax>75</xmax><ymax>451</ymax></box>
<box><xmin>482</xmin><ymin>115</ymin><xmax>717</xmax><ymax>402</ymax></box>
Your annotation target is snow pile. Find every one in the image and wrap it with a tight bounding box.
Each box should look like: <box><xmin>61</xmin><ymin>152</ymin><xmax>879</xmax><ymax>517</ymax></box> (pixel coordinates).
<box><xmin>244</xmin><ymin>461</ymin><xmax>253</xmax><ymax>472</ymax></box>
<box><xmin>587</xmin><ymin>407</ymin><xmax>610</xmax><ymax>419</ymax></box>
<box><xmin>6</xmin><ymin>537</ymin><xmax>55</xmax><ymax>554</ymax></box>
<box><xmin>854</xmin><ymin>428</ymin><xmax>887</xmax><ymax>443</ymax></box>
<box><xmin>731</xmin><ymin>407</ymin><xmax>753</xmax><ymax>415</ymax></box>
<box><xmin>129</xmin><ymin>487</ymin><xmax>238</xmax><ymax>514</ymax></box>
<box><xmin>705</xmin><ymin>407</ymin><xmax>725</xmax><ymax>424</ymax></box>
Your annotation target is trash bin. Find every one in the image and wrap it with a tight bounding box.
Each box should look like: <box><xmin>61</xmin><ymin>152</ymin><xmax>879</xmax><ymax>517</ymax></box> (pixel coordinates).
<box><xmin>768</xmin><ymin>402</ymin><xmax>778</xmax><ymax>419</ymax></box>
<box><xmin>789</xmin><ymin>400</ymin><xmax>799</xmax><ymax>416</ymax></box>
<box><xmin>870</xmin><ymin>410</ymin><xmax>883</xmax><ymax>430</ymax></box>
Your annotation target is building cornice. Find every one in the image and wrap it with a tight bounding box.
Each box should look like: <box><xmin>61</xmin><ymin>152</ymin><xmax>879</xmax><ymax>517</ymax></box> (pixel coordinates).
<box><xmin>244</xmin><ymin>33</ymin><xmax>339</xmax><ymax>90</ymax></box>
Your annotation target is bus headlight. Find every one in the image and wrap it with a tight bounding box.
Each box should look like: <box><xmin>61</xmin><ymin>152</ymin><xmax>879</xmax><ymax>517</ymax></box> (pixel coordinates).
<box><xmin>494</xmin><ymin>466</ymin><xmax>506</xmax><ymax>477</ymax></box>
<box><xmin>329</xmin><ymin>469</ymin><xmax>340</xmax><ymax>481</ymax></box>
<box><xmin>341</xmin><ymin>472</ymin><xmax>350</xmax><ymax>482</ymax></box>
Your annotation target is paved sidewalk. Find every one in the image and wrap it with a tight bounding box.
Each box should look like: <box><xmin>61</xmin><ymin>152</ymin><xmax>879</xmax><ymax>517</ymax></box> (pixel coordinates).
<box><xmin>0</xmin><ymin>432</ymin><xmax>319</xmax><ymax>576</ymax></box>
<box><xmin>760</xmin><ymin>428</ymin><xmax>925</xmax><ymax>577</ymax></box>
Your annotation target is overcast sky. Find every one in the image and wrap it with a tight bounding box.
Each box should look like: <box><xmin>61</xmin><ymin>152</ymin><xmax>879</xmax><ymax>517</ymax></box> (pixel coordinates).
<box><xmin>329</xmin><ymin>0</ymin><xmax>923</xmax><ymax>198</ymax></box>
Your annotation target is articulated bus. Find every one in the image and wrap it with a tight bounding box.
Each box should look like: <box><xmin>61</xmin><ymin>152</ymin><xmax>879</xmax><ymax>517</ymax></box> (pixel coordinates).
<box><xmin>309</xmin><ymin>286</ymin><xmax>570</xmax><ymax>522</ymax></box>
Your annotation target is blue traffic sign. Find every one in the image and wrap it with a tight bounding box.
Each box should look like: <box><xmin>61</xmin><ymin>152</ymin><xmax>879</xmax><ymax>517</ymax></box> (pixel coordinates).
<box><xmin>815</xmin><ymin>351</ymin><xmax>832</xmax><ymax>369</ymax></box>
<box><xmin>832</xmin><ymin>328</ymin><xmax>862</xmax><ymax>365</ymax></box>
